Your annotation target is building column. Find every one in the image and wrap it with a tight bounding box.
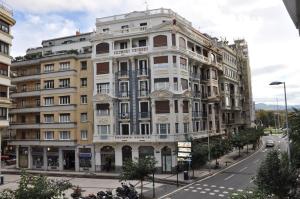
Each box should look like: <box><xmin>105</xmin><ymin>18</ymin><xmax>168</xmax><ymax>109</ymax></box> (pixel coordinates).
<box><xmin>132</xmin><ymin>145</ymin><xmax>139</xmax><ymax>160</ymax></box>
<box><xmin>75</xmin><ymin>147</ymin><xmax>79</xmax><ymax>172</ymax></box>
<box><xmin>95</xmin><ymin>146</ymin><xmax>101</xmax><ymax>172</ymax></box>
<box><xmin>115</xmin><ymin>145</ymin><xmax>122</xmax><ymax>171</ymax></box>
<box><xmin>58</xmin><ymin>148</ymin><xmax>63</xmax><ymax>171</ymax></box>
<box><xmin>43</xmin><ymin>147</ymin><xmax>47</xmax><ymax>171</ymax></box>
<box><xmin>91</xmin><ymin>145</ymin><xmax>96</xmax><ymax>172</ymax></box>
<box><xmin>16</xmin><ymin>145</ymin><xmax>19</xmax><ymax>169</ymax></box>
<box><xmin>154</xmin><ymin>146</ymin><xmax>161</xmax><ymax>169</ymax></box>
<box><xmin>28</xmin><ymin>146</ymin><xmax>32</xmax><ymax>169</ymax></box>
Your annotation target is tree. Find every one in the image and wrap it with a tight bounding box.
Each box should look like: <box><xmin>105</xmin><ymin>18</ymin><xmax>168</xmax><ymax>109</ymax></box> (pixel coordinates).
<box><xmin>191</xmin><ymin>142</ymin><xmax>208</xmax><ymax>169</ymax></box>
<box><xmin>254</xmin><ymin>150</ymin><xmax>298</xmax><ymax>199</ymax></box>
<box><xmin>289</xmin><ymin>108</ymin><xmax>300</xmax><ymax>168</ymax></box>
<box><xmin>230</xmin><ymin>188</ymin><xmax>269</xmax><ymax>199</ymax></box>
<box><xmin>210</xmin><ymin>141</ymin><xmax>225</xmax><ymax>167</ymax></box>
<box><xmin>0</xmin><ymin>171</ymin><xmax>72</xmax><ymax>199</ymax></box>
<box><xmin>120</xmin><ymin>157</ymin><xmax>156</xmax><ymax>199</ymax></box>
<box><xmin>230</xmin><ymin>132</ymin><xmax>246</xmax><ymax>157</ymax></box>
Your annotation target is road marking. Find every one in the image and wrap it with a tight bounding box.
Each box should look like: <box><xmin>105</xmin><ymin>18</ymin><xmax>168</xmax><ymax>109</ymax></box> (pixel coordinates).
<box><xmin>203</xmin><ymin>184</ymin><xmax>208</xmax><ymax>186</ymax></box>
<box><xmin>197</xmin><ymin>187</ymin><xmax>202</xmax><ymax>190</ymax></box>
<box><xmin>228</xmin><ymin>188</ymin><xmax>234</xmax><ymax>190</ymax></box>
<box><xmin>211</xmin><ymin>185</ymin><xmax>216</xmax><ymax>187</ymax></box>
<box><xmin>224</xmin><ymin>174</ymin><xmax>235</xmax><ymax>181</ymax></box>
<box><xmin>223</xmin><ymin>191</ymin><xmax>229</xmax><ymax>194</ymax></box>
<box><xmin>209</xmin><ymin>192</ymin><xmax>215</xmax><ymax>195</ymax></box>
<box><xmin>237</xmin><ymin>189</ymin><xmax>243</xmax><ymax>192</ymax></box>
<box><xmin>158</xmin><ymin>143</ymin><xmax>265</xmax><ymax>199</ymax></box>
<box><xmin>220</xmin><ymin>186</ymin><xmax>225</xmax><ymax>189</ymax></box>
<box><xmin>247</xmin><ymin>191</ymin><xmax>253</xmax><ymax>194</ymax></box>
<box><xmin>200</xmin><ymin>191</ymin><xmax>206</xmax><ymax>194</ymax></box>
<box><xmin>232</xmin><ymin>193</ymin><xmax>238</xmax><ymax>196</ymax></box>
<box><xmin>204</xmin><ymin>188</ymin><xmax>211</xmax><ymax>191</ymax></box>
<box><xmin>239</xmin><ymin>167</ymin><xmax>248</xmax><ymax>172</ymax></box>
<box><xmin>192</xmin><ymin>190</ymin><xmax>197</xmax><ymax>192</ymax></box>
<box><xmin>214</xmin><ymin>190</ymin><xmax>220</xmax><ymax>192</ymax></box>
<box><xmin>189</xmin><ymin>186</ymin><xmax>194</xmax><ymax>188</ymax></box>
<box><xmin>184</xmin><ymin>189</ymin><xmax>189</xmax><ymax>191</ymax></box>
<box><xmin>219</xmin><ymin>194</ymin><xmax>225</xmax><ymax>197</ymax></box>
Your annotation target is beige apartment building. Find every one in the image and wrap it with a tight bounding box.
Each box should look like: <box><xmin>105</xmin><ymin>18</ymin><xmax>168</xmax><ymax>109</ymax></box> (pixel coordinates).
<box><xmin>9</xmin><ymin>33</ymin><xmax>95</xmax><ymax>171</ymax></box>
<box><xmin>7</xmin><ymin>8</ymin><xmax>253</xmax><ymax>173</ymax></box>
<box><xmin>0</xmin><ymin>1</ymin><xmax>15</xmax><ymax>160</ymax></box>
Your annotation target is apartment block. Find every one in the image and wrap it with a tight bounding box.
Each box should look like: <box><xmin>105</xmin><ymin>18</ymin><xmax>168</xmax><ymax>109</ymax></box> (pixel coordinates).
<box><xmin>9</xmin><ymin>32</ymin><xmax>95</xmax><ymax>171</ymax></box>
<box><xmin>91</xmin><ymin>8</ymin><xmax>252</xmax><ymax>172</ymax></box>
<box><xmin>0</xmin><ymin>2</ymin><xmax>15</xmax><ymax>155</ymax></box>
<box><xmin>8</xmin><ymin>8</ymin><xmax>253</xmax><ymax>173</ymax></box>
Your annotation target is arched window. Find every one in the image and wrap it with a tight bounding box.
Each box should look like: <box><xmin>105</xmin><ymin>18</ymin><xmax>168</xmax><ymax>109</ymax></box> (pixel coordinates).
<box><xmin>153</xmin><ymin>35</ymin><xmax>168</xmax><ymax>47</ymax></box>
<box><xmin>179</xmin><ymin>37</ymin><xmax>186</xmax><ymax>49</ymax></box>
<box><xmin>100</xmin><ymin>146</ymin><xmax>115</xmax><ymax>171</ymax></box>
<box><xmin>96</xmin><ymin>42</ymin><xmax>109</xmax><ymax>54</ymax></box>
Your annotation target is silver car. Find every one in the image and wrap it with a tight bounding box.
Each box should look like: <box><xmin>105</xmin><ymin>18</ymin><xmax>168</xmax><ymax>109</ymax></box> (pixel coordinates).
<box><xmin>266</xmin><ymin>140</ymin><xmax>275</xmax><ymax>147</ymax></box>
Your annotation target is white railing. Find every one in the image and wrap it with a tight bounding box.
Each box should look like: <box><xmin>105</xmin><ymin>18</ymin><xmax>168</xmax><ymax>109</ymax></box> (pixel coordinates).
<box><xmin>113</xmin><ymin>46</ymin><xmax>148</xmax><ymax>56</ymax></box>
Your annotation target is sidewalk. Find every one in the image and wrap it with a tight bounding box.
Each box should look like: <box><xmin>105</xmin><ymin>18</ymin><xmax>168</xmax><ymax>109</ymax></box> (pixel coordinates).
<box><xmin>1</xmin><ymin>144</ymin><xmax>260</xmax><ymax>185</ymax></box>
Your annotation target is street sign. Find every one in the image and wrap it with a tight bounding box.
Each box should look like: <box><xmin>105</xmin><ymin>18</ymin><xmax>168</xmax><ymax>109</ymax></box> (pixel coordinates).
<box><xmin>178</xmin><ymin>142</ymin><xmax>191</xmax><ymax>148</ymax></box>
<box><xmin>178</xmin><ymin>147</ymin><xmax>191</xmax><ymax>153</ymax></box>
<box><xmin>178</xmin><ymin>152</ymin><xmax>191</xmax><ymax>158</ymax></box>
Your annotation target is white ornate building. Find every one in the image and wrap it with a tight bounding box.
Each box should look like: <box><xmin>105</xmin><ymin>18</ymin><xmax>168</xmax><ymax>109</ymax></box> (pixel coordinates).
<box><xmin>91</xmin><ymin>8</ymin><xmax>253</xmax><ymax>173</ymax></box>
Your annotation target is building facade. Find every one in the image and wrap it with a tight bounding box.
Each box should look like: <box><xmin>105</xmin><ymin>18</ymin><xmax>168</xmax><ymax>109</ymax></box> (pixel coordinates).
<box><xmin>0</xmin><ymin>2</ymin><xmax>15</xmax><ymax>158</ymax></box>
<box><xmin>283</xmin><ymin>0</ymin><xmax>300</xmax><ymax>34</ymax></box>
<box><xmin>8</xmin><ymin>8</ymin><xmax>253</xmax><ymax>173</ymax></box>
<box><xmin>9</xmin><ymin>32</ymin><xmax>95</xmax><ymax>172</ymax></box>
<box><xmin>91</xmin><ymin>8</ymin><xmax>253</xmax><ymax>173</ymax></box>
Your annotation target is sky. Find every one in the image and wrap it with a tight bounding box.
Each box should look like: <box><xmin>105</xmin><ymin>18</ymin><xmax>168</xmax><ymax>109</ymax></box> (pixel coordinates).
<box><xmin>7</xmin><ymin>0</ymin><xmax>300</xmax><ymax>105</ymax></box>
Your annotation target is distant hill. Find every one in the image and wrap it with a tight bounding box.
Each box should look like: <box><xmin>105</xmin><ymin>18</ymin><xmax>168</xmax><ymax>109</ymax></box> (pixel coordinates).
<box><xmin>255</xmin><ymin>103</ymin><xmax>300</xmax><ymax>111</ymax></box>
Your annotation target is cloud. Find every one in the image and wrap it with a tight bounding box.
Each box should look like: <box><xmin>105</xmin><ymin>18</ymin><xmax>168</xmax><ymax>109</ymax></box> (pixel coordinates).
<box><xmin>8</xmin><ymin>0</ymin><xmax>300</xmax><ymax>104</ymax></box>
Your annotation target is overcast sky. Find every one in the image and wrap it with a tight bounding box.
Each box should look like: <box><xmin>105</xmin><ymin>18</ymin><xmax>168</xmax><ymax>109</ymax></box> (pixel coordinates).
<box><xmin>8</xmin><ymin>0</ymin><xmax>300</xmax><ymax>105</ymax></box>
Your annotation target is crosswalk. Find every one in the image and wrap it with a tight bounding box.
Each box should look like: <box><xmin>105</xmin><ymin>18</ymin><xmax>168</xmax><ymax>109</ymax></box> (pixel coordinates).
<box><xmin>180</xmin><ymin>183</ymin><xmax>252</xmax><ymax>198</ymax></box>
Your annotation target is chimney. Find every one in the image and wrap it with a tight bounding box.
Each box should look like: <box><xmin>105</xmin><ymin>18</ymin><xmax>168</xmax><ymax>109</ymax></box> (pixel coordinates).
<box><xmin>76</xmin><ymin>31</ymin><xmax>80</xmax><ymax>36</ymax></box>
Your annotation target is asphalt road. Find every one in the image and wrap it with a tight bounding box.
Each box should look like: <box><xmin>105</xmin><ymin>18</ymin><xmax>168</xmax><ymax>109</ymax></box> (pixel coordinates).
<box><xmin>160</xmin><ymin>135</ymin><xmax>287</xmax><ymax>199</ymax></box>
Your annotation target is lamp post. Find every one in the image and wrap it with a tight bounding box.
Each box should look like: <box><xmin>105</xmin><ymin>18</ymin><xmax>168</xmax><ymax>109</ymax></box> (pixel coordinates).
<box><xmin>269</xmin><ymin>81</ymin><xmax>290</xmax><ymax>166</ymax></box>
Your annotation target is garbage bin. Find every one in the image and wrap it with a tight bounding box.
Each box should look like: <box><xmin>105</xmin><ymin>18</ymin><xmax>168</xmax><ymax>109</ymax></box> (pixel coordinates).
<box><xmin>183</xmin><ymin>171</ymin><xmax>189</xmax><ymax>180</ymax></box>
<box><xmin>0</xmin><ymin>175</ymin><xmax>4</xmax><ymax>185</ymax></box>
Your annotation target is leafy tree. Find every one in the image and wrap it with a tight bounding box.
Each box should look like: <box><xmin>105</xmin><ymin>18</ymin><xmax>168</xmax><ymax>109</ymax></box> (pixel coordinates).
<box><xmin>191</xmin><ymin>142</ymin><xmax>208</xmax><ymax>169</ymax></box>
<box><xmin>254</xmin><ymin>150</ymin><xmax>298</xmax><ymax>199</ymax></box>
<box><xmin>210</xmin><ymin>141</ymin><xmax>225</xmax><ymax>167</ymax></box>
<box><xmin>0</xmin><ymin>171</ymin><xmax>72</xmax><ymax>199</ymax></box>
<box><xmin>120</xmin><ymin>157</ymin><xmax>156</xmax><ymax>199</ymax></box>
<box><xmin>230</xmin><ymin>132</ymin><xmax>246</xmax><ymax>157</ymax></box>
<box><xmin>289</xmin><ymin>108</ymin><xmax>300</xmax><ymax>168</ymax></box>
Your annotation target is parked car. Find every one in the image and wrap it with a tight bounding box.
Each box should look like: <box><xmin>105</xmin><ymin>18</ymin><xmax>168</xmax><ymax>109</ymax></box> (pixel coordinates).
<box><xmin>266</xmin><ymin>140</ymin><xmax>275</xmax><ymax>147</ymax></box>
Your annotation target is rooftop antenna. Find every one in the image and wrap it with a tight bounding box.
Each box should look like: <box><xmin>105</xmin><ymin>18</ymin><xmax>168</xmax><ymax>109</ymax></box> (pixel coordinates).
<box><xmin>145</xmin><ymin>0</ymin><xmax>149</xmax><ymax>11</ymax></box>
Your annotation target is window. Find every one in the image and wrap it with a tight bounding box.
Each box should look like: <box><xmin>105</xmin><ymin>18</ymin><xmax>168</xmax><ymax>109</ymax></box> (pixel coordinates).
<box><xmin>172</xmin><ymin>34</ymin><xmax>176</xmax><ymax>46</ymax></box>
<box><xmin>35</xmin><ymin>98</ymin><xmax>40</xmax><ymax>106</ymax></box>
<box><xmin>153</xmin><ymin>56</ymin><xmax>168</xmax><ymax>64</ymax></box>
<box><xmin>96</xmin><ymin>62</ymin><xmax>109</xmax><ymax>75</ymax></box>
<box><xmin>59</xmin><ymin>78</ymin><xmax>70</xmax><ymax>88</ymax></box>
<box><xmin>60</xmin><ymin>131</ymin><xmax>70</xmax><ymax>140</ymax></box>
<box><xmin>139</xmin><ymin>80</ymin><xmax>148</xmax><ymax>96</ymax></box>
<box><xmin>175</xmin><ymin>123</ymin><xmax>179</xmax><ymax>134</ymax></box>
<box><xmin>59</xmin><ymin>62</ymin><xmax>70</xmax><ymax>70</ymax></box>
<box><xmin>138</xmin><ymin>39</ymin><xmax>146</xmax><ymax>47</ymax></box>
<box><xmin>120</xmin><ymin>42</ymin><xmax>128</xmax><ymax>49</ymax></box>
<box><xmin>140</xmin><ymin>123</ymin><xmax>150</xmax><ymax>135</ymax></box>
<box><xmin>174</xmin><ymin>100</ymin><xmax>178</xmax><ymax>113</ymax></box>
<box><xmin>96</xmin><ymin>104</ymin><xmax>109</xmax><ymax>116</ymax></box>
<box><xmin>153</xmin><ymin>35</ymin><xmax>167</xmax><ymax>47</ymax></box>
<box><xmin>44</xmin><ymin>80</ymin><xmax>54</xmax><ymax>89</ymax></box>
<box><xmin>140</xmin><ymin>22</ymin><xmax>147</xmax><ymax>26</ymax></box>
<box><xmin>0</xmin><ymin>107</ymin><xmax>7</xmax><ymax>120</ymax></box>
<box><xmin>80</xmin><ymin>95</ymin><xmax>87</xmax><ymax>104</ymax></box>
<box><xmin>81</xmin><ymin>61</ymin><xmax>87</xmax><ymax>70</ymax></box>
<box><xmin>155</xmin><ymin>101</ymin><xmax>170</xmax><ymax>113</ymax></box>
<box><xmin>0</xmin><ymin>41</ymin><xmax>9</xmax><ymax>55</ymax></box>
<box><xmin>44</xmin><ymin>131</ymin><xmax>54</xmax><ymax>140</ymax></box>
<box><xmin>0</xmin><ymin>19</ymin><xmax>9</xmax><ymax>33</ymax></box>
<box><xmin>183</xmin><ymin>101</ymin><xmax>189</xmax><ymax>113</ymax></box>
<box><xmin>154</xmin><ymin>78</ymin><xmax>169</xmax><ymax>90</ymax></box>
<box><xmin>97</xmin><ymin>83</ymin><xmax>109</xmax><ymax>94</ymax></box>
<box><xmin>44</xmin><ymin>97</ymin><xmax>54</xmax><ymax>106</ymax></box>
<box><xmin>156</xmin><ymin>123</ymin><xmax>170</xmax><ymax>135</ymax></box>
<box><xmin>173</xmin><ymin>56</ymin><xmax>177</xmax><ymax>63</ymax></box>
<box><xmin>59</xmin><ymin>113</ymin><xmax>70</xmax><ymax>123</ymax></box>
<box><xmin>59</xmin><ymin>96</ymin><xmax>70</xmax><ymax>105</ymax></box>
<box><xmin>44</xmin><ymin>64</ymin><xmax>54</xmax><ymax>72</ymax></box>
<box><xmin>179</xmin><ymin>37</ymin><xmax>186</xmax><ymax>49</ymax></box>
<box><xmin>81</xmin><ymin>130</ymin><xmax>88</xmax><ymax>140</ymax></box>
<box><xmin>97</xmin><ymin>125</ymin><xmax>110</xmax><ymax>135</ymax></box>
<box><xmin>103</xmin><ymin>28</ymin><xmax>109</xmax><ymax>32</ymax></box>
<box><xmin>184</xmin><ymin>123</ymin><xmax>189</xmax><ymax>133</ymax></box>
<box><xmin>119</xmin><ymin>81</ymin><xmax>129</xmax><ymax>97</ymax></box>
<box><xmin>211</xmin><ymin>69</ymin><xmax>217</xmax><ymax>80</ymax></box>
<box><xmin>138</xmin><ymin>60</ymin><xmax>148</xmax><ymax>75</ymax></box>
<box><xmin>181</xmin><ymin>78</ymin><xmax>188</xmax><ymax>90</ymax></box>
<box><xmin>81</xmin><ymin>113</ymin><xmax>88</xmax><ymax>122</ymax></box>
<box><xmin>35</xmin><ymin>83</ymin><xmax>40</xmax><ymax>91</ymax></box>
<box><xmin>173</xmin><ymin>77</ymin><xmax>178</xmax><ymax>91</ymax></box>
<box><xmin>180</xmin><ymin>57</ymin><xmax>187</xmax><ymax>70</ymax></box>
<box><xmin>44</xmin><ymin>114</ymin><xmax>54</xmax><ymax>123</ymax></box>
<box><xmin>96</xmin><ymin>42</ymin><xmax>109</xmax><ymax>54</ymax></box>
<box><xmin>80</xmin><ymin>78</ymin><xmax>87</xmax><ymax>87</ymax></box>
<box><xmin>0</xmin><ymin>63</ymin><xmax>8</xmax><ymax>76</ymax></box>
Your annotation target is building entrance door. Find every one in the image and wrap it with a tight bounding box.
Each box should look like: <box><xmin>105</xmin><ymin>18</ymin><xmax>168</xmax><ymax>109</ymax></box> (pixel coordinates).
<box><xmin>19</xmin><ymin>147</ymin><xmax>29</xmax><ymax>168</ymax></box>
<box><xmin>161</xmin><ymin>147</ymin><xmax>172</xmax><ymax>173</ymax></box>
<box><xmin>63</xmin><ymin>150</ymin><xmax>75</xmax><ymax>170</ymax></box>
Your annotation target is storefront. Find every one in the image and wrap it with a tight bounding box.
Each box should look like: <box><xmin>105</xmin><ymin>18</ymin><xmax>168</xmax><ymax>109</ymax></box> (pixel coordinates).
<box><xmin>32</xmin><ymin>147</ymin><xmax>44</xmax><ymax>169</ymax></box>
<box><xmin>46</xmin><ymin>147</ymin><xmax>59</xmax><ymax>170</ymax></box>
<box><xmin>79</xmin><ymin>148</ymin><xmax>92</xmax><ymax>171</ymax></box>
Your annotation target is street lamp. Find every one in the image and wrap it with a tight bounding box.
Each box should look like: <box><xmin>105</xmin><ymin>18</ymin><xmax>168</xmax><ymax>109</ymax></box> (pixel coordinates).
<box><xmin>269</xmin><ymin>81</ymin><xmax>290</xmax><ymax>166</ymax></box>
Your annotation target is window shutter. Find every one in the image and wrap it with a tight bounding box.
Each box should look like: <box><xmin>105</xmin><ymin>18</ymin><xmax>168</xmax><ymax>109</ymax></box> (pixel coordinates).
<box><xmin>153</xmin><ymin>35</ymin><xmax>168</xmax><ymax>47</ymax></box>
<box><xmin>96</xmin><ymin>62</ymin><xmax>109</xmax><ymax>75</ymax></box>
<box><xmin>153</xmin><ymin>56</ymin><xmax>168</xmax><ymax>64</ymax></box>
<box><xmin>155</xmin><ymin>101</ymin><xmax>170</xmax><ymax>113</ymax></box>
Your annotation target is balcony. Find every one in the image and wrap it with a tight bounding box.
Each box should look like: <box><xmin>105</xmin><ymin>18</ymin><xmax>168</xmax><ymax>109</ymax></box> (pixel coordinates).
<box><xmin>138</xmin><ymin>112</ymin><xmax>151</xmax><ymax>119</ymax></box>
<box><xmin>10</xmin><ymin>105</ymin><xmax>40</xmax><ymax>113</ymax></box>
<box><xmin>40</xmin><ymin>122</ymin><xmax>77</xmax><ymax>129</ymax></box>
<box><xmin>192</xmin><ymin>111</ymin><xmax>201</xmax><ymax>118</ymax></box>
<box><xmin>41</xmin><ymin>87</ymin><xmax>77</xmax><ymax>95</ymax></box>
<box><xmin>9</xmin><ymin>122</ymin><xmax>41</xmax><ymax>129</ymax></box>
<box><xmin>192</xmin><ymin>91</ymin><xmax>201</xmax><ymax>98</ymax></box>
<box><xmin>119</xmin><ymin>91</ymin><xmax>129</xmax><ymax>98</ymax></box>
<box><xmin>11</xmin><ymin>70</ymin><xmax>41</xmax><ymax>82</ymax></box>
<box><xmin>137</xmin><ymin>69</ymin><xmax>148</xmax><ymax>76</ymax></box>
<box><xmin>138</xmin><ymin>90</ymin><xmax>149</xmax><ymax>97</ymax></box>
<box><xmin>113</xmin><ymin>46</ymin><xmax>148</xmax><ymax>57</ymax></box>
<box><xmin>117</xmin><ymin>70</ymin><xmax>129</xmax><ymax>78</ymax></box>
<box><xmin>96</xmin><ymin>110</ymin><xmax>110</xmax><ymax>117</ymax></box>
<box><xmin>118</xmin><ymin>112</ymin><xmax>130</xmax><ymax>120</ymax></box>
<box><xmin>186</xmin><ymin>50</ymin><xmax>210</xmax><ymax>65</ymax></box>
<box><xmin>8</xmin><ymin>139</ymin><xmax>77</xmax><ymax>146</ymax></box>
<box><xmin>11</xmin><ymin>87</ymin><xmax>41</xmax><ymax>98</ymax></box>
